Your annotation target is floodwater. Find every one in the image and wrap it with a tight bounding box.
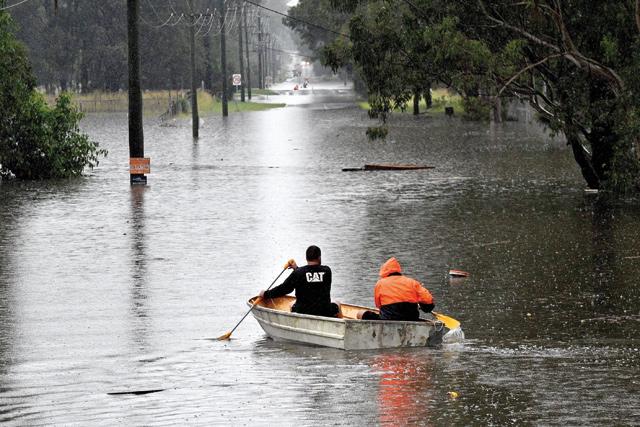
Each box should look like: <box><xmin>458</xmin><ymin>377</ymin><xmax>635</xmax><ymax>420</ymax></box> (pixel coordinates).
<box><xmin>1</xmin><ymin>82</ymin><xmax>639</xmax><ymax>425</ymax></box>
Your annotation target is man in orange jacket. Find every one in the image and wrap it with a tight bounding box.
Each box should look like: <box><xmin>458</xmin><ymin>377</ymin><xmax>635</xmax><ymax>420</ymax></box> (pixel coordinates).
<box><xmin>374</xmin><ymin>257</ymin><xmax>435</xmax><ymax>321</ymax></box>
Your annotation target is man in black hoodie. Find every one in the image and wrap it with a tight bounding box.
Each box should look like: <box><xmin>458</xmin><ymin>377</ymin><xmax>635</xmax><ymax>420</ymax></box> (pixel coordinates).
<box><xmin>260</xmin><ymin>245</ymin><xmax>339</xmax><ymax>317</ymax></box>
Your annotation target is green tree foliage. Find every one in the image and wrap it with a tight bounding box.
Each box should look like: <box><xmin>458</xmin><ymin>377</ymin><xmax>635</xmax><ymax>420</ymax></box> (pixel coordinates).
<box><xmin>318</xmin><ymin>0</ymin><xmax>640</xmax><ymax>192</ymax></box>
<box><xmin>0</xmin><ymin>9</ymin><xmax>106</xmax><ymax>180</ymax></box>
<box><xmin>284</xmin><ymin>0</ymin><xmax>359</xmax><ymax>89</ymax></box>
<box><xmin>285</xmin><ymin>0</ymin><xmax>349</xmax><ymax>51</ymax></box>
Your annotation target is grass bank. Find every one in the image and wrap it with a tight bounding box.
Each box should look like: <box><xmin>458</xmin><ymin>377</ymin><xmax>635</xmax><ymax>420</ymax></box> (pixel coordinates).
<box><xmin>358</xmin><ymin>88</ymin><xmax>463</xmax><ymax>115</ymax></box>
<box><xmin>195</xmin><ymin>91</ymin><xmax>284</xmax><ymax>114</ymax></box>
<box><xmin>247</xmin><ymin>88</ymin><xmax>278</xmax><ymax>96</ymax></box>
<box><xmin>45</xmin><ymin>89</ymin><xmax>284</xmax><ymax>115</ymax></box>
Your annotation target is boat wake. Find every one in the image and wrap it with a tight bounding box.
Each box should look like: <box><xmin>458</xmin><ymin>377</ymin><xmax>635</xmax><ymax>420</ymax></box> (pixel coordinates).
<box><xmin>443</xmin><ymin>327</ymin><xmax>465</xmax><ymax>343</ymax></box>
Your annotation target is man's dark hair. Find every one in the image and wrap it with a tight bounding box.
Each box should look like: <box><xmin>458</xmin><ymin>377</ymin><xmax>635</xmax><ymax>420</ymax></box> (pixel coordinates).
<box><xmin>306</xmin><ymin>245</ymin><xmax>321</xmax><ymax>261</ymax></box>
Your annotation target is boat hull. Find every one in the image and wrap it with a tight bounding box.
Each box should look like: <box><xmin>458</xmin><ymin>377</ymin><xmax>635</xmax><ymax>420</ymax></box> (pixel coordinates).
<box><xmin>249</xmin><ymin>296</ymin><xmax>445</xmax><ymax>350</ymax></box>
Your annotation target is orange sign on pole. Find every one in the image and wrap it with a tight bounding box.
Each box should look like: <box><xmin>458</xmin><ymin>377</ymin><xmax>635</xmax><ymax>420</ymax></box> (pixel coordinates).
<box><xmin>130</xmin><ymin>157</ymin><xmax>150</xmax><ymax>174</ymax></box>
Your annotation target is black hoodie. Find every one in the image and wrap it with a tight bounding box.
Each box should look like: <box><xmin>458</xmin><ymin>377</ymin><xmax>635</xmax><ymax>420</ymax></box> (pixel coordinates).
<box><xmin>263</xmin><ymin>264</ymin><xmax>333</xmax><ymax>316</ymax></box>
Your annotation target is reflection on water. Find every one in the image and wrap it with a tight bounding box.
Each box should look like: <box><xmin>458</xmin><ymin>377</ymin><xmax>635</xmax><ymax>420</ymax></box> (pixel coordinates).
<box><xmin>0</xmin><ymin>86</ymin><xmax>639</xmax><ymax>425</ymax></box>
<box><xmin>373</xmin><ymin>352</ymin><xmax>434</xmax><ymax>425</ymax></box>
<box><xmin>129</xmin><ymin>186</ymin><xmax>149</xmax><ymax>348</ymax></box>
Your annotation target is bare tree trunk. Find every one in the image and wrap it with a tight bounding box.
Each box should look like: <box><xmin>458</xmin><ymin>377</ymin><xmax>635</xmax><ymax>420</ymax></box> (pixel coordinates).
<box><xmin>492</xmin><ymin>96</ymin><xmax>502</xmax><ymax>123</ymax></box>
<box><xmin>567</xmin><ymin>130</ymin><xmax>600</xmax><ymax>189</ymax></box>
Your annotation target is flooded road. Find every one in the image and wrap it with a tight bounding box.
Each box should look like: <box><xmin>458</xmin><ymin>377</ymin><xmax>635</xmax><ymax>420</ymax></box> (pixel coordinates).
<box><xmin>1</xmin><ymin>84</ymin><xmax>639</xmax><ymax>425</ymax></box>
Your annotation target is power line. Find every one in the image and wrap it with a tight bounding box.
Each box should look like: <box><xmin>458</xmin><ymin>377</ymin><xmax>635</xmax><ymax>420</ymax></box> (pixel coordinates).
<box><xmin>228</xmin><ymin>33</ymin><xmax>313</xmax><ymax>59</ymax></box>
<box><xmin>267</xmin><ymin>46</ymin><xmax>312</xmax><ymax>59</ymax></box>
<box><xmin>242</xmin><ymin>0</ymin><xmax>349</xmax><ymax>39</ymax></box>
<box><xmin>0</xmin><ymin>0</ymin><xmax>34</xmax><ymax>11</ymax></box>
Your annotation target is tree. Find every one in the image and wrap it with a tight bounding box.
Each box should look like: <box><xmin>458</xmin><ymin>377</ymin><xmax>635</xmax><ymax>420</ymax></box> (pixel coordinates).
<box><xmin>470</xmin><ymin>1</ymin><xmax>640</xmax><ymax>192</ymax></box>
<box><xmin>0</xmin><ymin>8</ymin><xmax>106</xmax><ymax>180</ymax></box>
<box><xmin>284</xmin><ymin>0</ymin><xmax>357</xmax><ymax>86</ymax></box>
<box><xmin>8</xmin><ymin>0</ymin><xmax>272</xmax><ymax>96</ymax></box>
<box><xmin>320</xmin><ymin>0</ymin><xmax>640</xmax><ymax>192</ymax></box>
<box><xmin>285</xmin><ymin>0</ymin><xmax>349</xmax><ymax>51</ymax></box>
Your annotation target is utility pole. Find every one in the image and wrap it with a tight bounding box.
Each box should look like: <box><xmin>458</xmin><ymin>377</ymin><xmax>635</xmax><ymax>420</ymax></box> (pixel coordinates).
<box><xmin>218</xmin><ymin>0</ymin><xmax>228</xmax><ymax>116</ymax></box>
<box><xmin>204</xmin><ymin>32</ymin><xmax>213</xmax><ymax>92</ymax></box>
<box><xmin>188</xmin><ymin>0</ymin><xmax>199</xmax><ymax>138</ymax></box>
<box><xmin>271</xmin><ymin>39</ymin><xmax>275</xmax><ymax>82</ymax></box>
<box><xmin>127</xmin><ymin>0</ymin><xmax>146</xmax><ymax>185</ymax></box>
<box><xmin>269</xmin><ymin>37</ymin><xmax>275</xmax><ymax>84</ymax></box>
<box><xmin>238</xmin><ymin>1</ymin><xmax>245</xmax><ymax>102</ymax></box>
<box><xmin>265</xmin><ymin>34</ymin><xmax>270</xmax><ymax>84</ymax></box>
<box><xmin>243</xmin><ymin>5</ymin><xmax>252</xmax><ymax>100</ymax></box>
<box><xmin>257</xmin><ymin>13</ymin><xmax>263</xmax><ymax>89</ymax></box>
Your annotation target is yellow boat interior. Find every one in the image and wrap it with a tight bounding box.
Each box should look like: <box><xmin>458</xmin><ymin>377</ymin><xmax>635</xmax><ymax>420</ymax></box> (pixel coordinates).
<box><xmin>249</xmin><ymin>296</ymin><xmax>378</xmax><ymax>320</ymax></box>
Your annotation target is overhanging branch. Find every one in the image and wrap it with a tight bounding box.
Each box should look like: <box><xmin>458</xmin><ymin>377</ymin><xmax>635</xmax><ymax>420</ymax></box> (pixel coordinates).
<box><xmin>478</xmin><ymin>0</ymin><xmax>624</xmax><ymax>95</ymax></box>
<box><xmin>497</xmin><ymin>53</ymin><xmax>562</xmax><ymax>97</ymax></box>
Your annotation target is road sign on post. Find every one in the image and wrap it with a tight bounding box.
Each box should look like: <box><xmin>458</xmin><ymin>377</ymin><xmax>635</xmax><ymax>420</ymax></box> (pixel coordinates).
<box><xmin>130</xmin><ymin>157</ymin><xmax>150</xmax><ymax>175</ymax></box>
<box><xmin>232</xmin><ymin>74</ymin><xmax>242</xmax><ymax>86</ymax></box>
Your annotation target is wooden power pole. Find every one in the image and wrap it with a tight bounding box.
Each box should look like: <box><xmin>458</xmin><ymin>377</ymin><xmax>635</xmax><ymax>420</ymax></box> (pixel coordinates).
<box><xmin>257</xmin><ymin>13</ymin><xmax>263</xmax><ymax>89</ymax></box>
<box><xmin>218</xmin><ymin>0</ymin><xmax>228</xmax><ymax>116</ymax></box>
<box><xmin>238</xmin><ymin>1</ymin><xmax>245</xmax><ymax>102</ymax></box>
<box><xmin>244</xmin><ymin>5</ymin><xmax>252</xmax><ymax>100</ymax></box>
<box><xmin>127</xmin><ymin>0</ymin><xmax>147</xmax><ymax>185</ymax></box>
<box><xmin>188</xmin><ymin>0</ymin><xmax>199</xmax><ymax>138</ymax></box>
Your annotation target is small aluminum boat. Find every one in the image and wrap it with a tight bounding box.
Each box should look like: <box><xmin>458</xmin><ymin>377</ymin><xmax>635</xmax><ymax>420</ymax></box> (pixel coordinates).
<box><xmin>248</xmin><ymin>296</ymin><xmax>445</xmax><ymax>350</ymax></box>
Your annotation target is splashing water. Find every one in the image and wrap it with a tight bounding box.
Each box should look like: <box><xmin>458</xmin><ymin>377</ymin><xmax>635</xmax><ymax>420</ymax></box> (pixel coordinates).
<box><xmin>443</xmin><ymin>327</ymin><xmax>465</xmax><ymax>343</ymax></box>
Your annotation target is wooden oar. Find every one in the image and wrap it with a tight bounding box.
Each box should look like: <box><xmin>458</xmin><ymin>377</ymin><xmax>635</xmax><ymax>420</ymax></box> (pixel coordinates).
<box><xmin>216</xmin><ymin>266</ymin><xmax>288</xmax><ymax>340</ymax></box>
<box><xmin>432</xmin><ymin>311</ymin><xmax>461</xmax><ymax>330</ymax></box>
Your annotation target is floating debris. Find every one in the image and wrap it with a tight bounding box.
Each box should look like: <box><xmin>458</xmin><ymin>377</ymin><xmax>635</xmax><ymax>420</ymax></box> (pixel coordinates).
<box><xmin>449</xmin><ymin>269</ymin><xmax>469</xmax><ymax>277</ymax></box>
<box><xmin>580</xmin><ymin>314</ymin><xmax>640</xmax><ymax>324</ymax></box>
<box><xmin>107</xmin><ymin>389</ymin><xmax>165</xmax><ymax>396</ymax></box>
<box><xmin>342</xmin><ymin>163</ymin><xmax>435</xmax><ymax>172</ymax></box>
<box><xmin>448</xmin><ymin>391</ymin><xmax>459</xmax><ymax>399</ymax></box>
<box><xmin>473</xmin><ymin>240</ymin><xmax>511</xmax><ymax>247</ymax></box>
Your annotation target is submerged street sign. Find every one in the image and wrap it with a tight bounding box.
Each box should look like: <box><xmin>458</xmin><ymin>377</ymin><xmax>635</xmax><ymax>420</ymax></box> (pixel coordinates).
<box><xmin>130</xmin><ymin>157</ymin><xmax>150</xmax><ymax>174</ymax></box>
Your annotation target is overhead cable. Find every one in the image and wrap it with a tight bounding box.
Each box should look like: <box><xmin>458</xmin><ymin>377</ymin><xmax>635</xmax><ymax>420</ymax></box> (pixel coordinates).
<box><xmin>0</xmin><ymin>0</ymin><xmax>34</xmax><ymax>11</ymax></box>
<box><xmin>241</xmin><ymin>0</ymin><xmax>349</xmax><ymax>38</ymax></box>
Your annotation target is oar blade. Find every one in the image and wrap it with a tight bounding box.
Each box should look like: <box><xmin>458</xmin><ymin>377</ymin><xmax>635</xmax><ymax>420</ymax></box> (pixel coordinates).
<box><xmin>216</xmin><ymin>331</ymin><xmax>232</xmax><ymax>341</ymax></box>
<box><xmin>433</xmin><ymin>311</ymin><xmax>461</xmax><ymax>330</ymax></box>
<box><xmin>214</xmin><ymin>269</ymin><xmax>286</xmax><ymax>341</ymax></box>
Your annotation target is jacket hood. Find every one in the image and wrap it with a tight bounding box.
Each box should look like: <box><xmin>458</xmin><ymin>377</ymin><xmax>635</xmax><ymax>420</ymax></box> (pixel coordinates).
<box><xmin>379</xmin><ymin>257</ymin><xmax>402</xmax><ymax>278</ymax></box>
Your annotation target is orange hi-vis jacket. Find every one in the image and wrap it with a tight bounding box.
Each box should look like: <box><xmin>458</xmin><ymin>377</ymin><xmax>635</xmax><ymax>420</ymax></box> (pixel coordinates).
<box><xmin>374</xmin><ymin>257</ymin><xmax>434</xmax><ymax>308</ymax></box>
